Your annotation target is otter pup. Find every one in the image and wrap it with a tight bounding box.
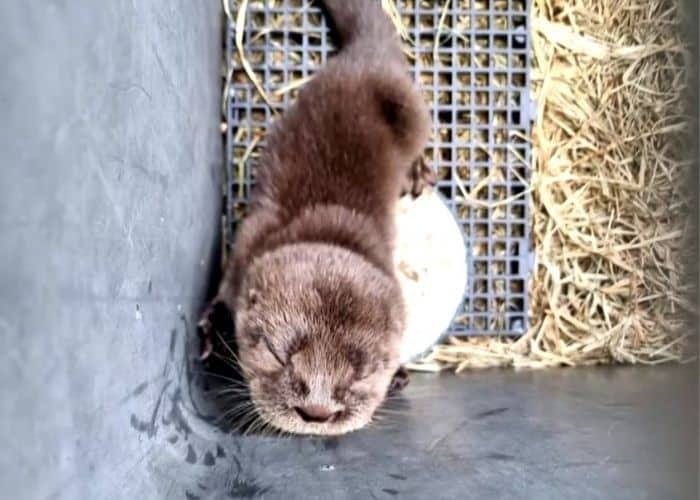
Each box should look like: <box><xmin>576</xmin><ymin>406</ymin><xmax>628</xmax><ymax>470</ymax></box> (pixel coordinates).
<box><xmin>202</xmin><ymin>0</ymin><xmax>431</xmax><ymax>435</ymax></box>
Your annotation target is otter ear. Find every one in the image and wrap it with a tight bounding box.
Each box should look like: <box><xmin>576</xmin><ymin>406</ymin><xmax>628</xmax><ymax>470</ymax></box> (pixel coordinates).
<box><xmin>387</xmin><ymin>367</ymin><xmax>410</xmax><ymax>396</ymax></box>
<box><xmin>248</xmin><ymin>288</ymin><xmax>258</xmax><ymax>306</ymax></box>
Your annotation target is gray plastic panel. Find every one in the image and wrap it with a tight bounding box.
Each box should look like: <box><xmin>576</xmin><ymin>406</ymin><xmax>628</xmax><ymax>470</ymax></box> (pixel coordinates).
<box><xmin>225</xmin><ymin>0</ymin><xmax>532</xmax><ymax>336</ymax></box>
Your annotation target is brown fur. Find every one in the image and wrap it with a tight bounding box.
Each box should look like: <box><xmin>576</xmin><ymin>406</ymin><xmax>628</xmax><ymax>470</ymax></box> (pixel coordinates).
<box><xmin>205</xmin><ymin>0</ymin><xmax>431</xmax><ymax>435</ymax></box>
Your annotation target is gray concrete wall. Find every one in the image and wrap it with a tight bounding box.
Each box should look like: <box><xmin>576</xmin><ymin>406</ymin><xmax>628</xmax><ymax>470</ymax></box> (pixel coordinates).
<box><xmin>0</xmin><ymin>1</ymin><xmax>222</xmax><ymax>498</ymax></box>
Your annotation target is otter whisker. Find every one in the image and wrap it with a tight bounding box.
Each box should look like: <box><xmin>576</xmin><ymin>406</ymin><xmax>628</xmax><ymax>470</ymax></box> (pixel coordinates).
<box><xmin>214</xmin><ymin>385</ymin><xmax>252</xmax><ymax>397</ymax></box>
<box><xmin>228</xmin><ymin>407</ymin><xmax>262</xmax><ymax>434</ymax></box>
<box><xmin>217</xmin><ymin>400</ymin><xmax>256</xmax><ymax>423</ymax></box>
<box><xmin>219</xmin><ymin>409</ymin><xmax>254</xmax><ymax>429</ymax></box>
<box><xmin>215</xmin><ymin>331</ymin><xmax>242</xmax><ymax>363</ymax></box>
<box><xmin>210</xmin><ymin>352</ymin><xmax>243</xmax><ymax>373</ymax></box>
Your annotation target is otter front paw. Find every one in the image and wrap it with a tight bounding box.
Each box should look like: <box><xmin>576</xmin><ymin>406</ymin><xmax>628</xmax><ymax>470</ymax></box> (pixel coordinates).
<box><xmin>198</xmin><ymin>300</ymin><xmax>236</xmax><ymax>361</ymax></box>
<box><xmin>197</xmin><ymin>302</ymin><xmax>216</xmax><ymax>361</ymax></box>
<box><xmin>401</xmin><ymin>156</ymin><xmax>436</xmax><ymax>198</ymax></box>
<box><xmin>387</xmin><ymin>366</ymin><xmax>410</xmax><ymax>396</ymax></box>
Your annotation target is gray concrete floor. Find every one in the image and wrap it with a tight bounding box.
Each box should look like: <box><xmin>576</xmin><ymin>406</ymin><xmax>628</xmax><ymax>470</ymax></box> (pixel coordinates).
<box><xmin>177</xmin><ymin>365</ymin><xmax>699</xmax><ymax>500</ymax></box>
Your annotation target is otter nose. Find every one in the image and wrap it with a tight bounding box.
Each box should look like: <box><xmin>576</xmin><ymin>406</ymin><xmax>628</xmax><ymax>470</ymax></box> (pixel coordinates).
<box><xmin>294</xmin><ymin>404</ymin><xmax>339</xmax><ymax>423</ymax></box>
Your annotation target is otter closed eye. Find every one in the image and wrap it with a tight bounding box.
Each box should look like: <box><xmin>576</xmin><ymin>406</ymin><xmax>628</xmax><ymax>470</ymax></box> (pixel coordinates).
<box><xmin>209</xmin><ymin>0</ymin><xmax>430</xmax><ymax>435</ymax></box>
<box><xmin>261</xmin><ymin>336</ymin><xmax>285</xmax><ymax>367</ymax></box>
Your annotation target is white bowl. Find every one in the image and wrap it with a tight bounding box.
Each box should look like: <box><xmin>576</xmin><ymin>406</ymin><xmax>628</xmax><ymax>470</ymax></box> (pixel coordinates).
<box><xmin>393</xmin><ymin>190</ymin><xmax>468</xmax><ymax>363</ymax></box>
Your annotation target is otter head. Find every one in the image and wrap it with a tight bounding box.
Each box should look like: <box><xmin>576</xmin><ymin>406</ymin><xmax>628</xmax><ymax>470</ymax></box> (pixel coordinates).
<box><xmin>234</xmin><ymin>242</ymin><xmax>404</xmax><ymax>435</ymax></box>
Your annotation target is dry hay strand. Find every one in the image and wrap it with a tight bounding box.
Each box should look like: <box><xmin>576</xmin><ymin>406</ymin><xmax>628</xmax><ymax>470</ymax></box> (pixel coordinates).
<box><xmin>222</xmin><ymin>0</ymin><xmax>695</xmax><ymax>372</ymax></box>
<box><xmin>421</xmin><ymin>0</ymin><xmax>696</xmax><ymax>372</ymax></box>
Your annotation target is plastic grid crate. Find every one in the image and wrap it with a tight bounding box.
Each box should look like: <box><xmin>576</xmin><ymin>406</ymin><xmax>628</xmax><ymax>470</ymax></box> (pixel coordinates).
<box><xmin>225</xmin><ymin>0</ymin><xmax>533</xmax><ymax>336</ymax></box>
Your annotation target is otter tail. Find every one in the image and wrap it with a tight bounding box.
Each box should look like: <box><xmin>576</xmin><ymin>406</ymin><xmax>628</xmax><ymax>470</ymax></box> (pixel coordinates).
<box><xmin>319</xmin><ymin>0</ymin><xmax>430</xmax><ymax>161</ymax></box>
<box><xmin>320</xmin><ymin>0</ymin><xmax>403</xmax><ymax>61</ymax></box>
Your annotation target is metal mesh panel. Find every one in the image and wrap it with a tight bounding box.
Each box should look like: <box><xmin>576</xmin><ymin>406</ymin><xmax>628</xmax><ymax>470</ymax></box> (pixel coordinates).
<box><xmin>225</xmin><ymin>0</ymin><xmax>533</xmax><ymax>336</ymax></box>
